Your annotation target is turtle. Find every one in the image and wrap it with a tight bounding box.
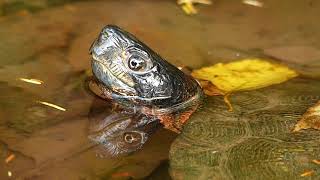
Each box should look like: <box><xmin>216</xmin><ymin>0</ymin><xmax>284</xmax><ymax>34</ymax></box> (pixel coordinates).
<box><xmin>86</xmin><ymin>25</ymin><xmax>320</xmax><ymax>179</ymax></box>
<box><xmin>169</xmin><ymin>78</ymin><xmax>320</xmax><ymax>179</ymax></box>
<box><xmin>86</xmin><ymin>25</ymin><xmax>202</xmax><ymax>156</ymax></box>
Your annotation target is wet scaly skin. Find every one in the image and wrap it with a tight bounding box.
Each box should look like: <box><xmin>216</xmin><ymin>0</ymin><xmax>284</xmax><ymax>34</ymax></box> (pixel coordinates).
<box><xmin>87</xmin><ymin>25</ymin><xmax>202</xmax><ymax>156</ymax></box>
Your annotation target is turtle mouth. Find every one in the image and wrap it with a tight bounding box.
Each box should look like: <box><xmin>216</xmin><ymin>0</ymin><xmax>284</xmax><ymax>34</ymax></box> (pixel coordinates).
<box><xmin>91</xmin><ymin>56</ymin><xmax>137</xmax><ymax>96</ymax></box>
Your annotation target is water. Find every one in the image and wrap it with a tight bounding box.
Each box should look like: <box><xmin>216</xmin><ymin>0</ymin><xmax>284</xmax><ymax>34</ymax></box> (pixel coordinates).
<box><xmin>0</xmin><ymin>0</ymin><xmax>320</xmax><ymax>179</ymax></box>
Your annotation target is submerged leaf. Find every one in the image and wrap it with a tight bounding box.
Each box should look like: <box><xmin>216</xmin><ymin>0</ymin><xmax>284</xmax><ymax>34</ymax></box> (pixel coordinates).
<box><xmin>192</xmin><ymin>59</ymin><xmax>298</xmax><ymax>93</ymax></box>
<box><xmin>293</xmin><ymin>100</ymin><xmax>320</xmax><ymax>132</ymax></box>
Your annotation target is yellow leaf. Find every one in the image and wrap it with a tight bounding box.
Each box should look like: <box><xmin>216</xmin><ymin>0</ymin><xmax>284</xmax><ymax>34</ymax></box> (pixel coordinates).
<box><xmin>181</xmin><ymin>3</ymin><xmax>197</xmax><ymax>15</ymax></box>
<box><xmin>177</xmin><ymin>0</ymin><xmax>212</xmax><ymax>15</ymax></box>
<box><xmin>192</xmin><ymin>59</ymin><xmax>298</xmax><ymax>93</ymax></box>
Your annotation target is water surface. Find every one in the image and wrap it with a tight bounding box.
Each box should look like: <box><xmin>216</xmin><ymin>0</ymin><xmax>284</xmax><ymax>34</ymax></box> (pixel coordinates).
<box><xmin>0</xmin><ymin>0</ymin><xmax>320</xmax><ymax>179</ymax></box>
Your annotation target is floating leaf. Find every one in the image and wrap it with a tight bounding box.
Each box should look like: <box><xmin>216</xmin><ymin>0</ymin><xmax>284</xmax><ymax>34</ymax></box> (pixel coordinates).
<box><xmin>177</xmin><ymin>0</ymin><xmax>212</xmax><ymax>15</ymax></box>
<box><xmin>293</xmin><ymin>100</ymin><xmax>320</xmax><ymax>132</ymax></box>
<box><xmin>192</xmin><ymin>59</ymin><xmax>298</xmax><ymax>93</ymax></box>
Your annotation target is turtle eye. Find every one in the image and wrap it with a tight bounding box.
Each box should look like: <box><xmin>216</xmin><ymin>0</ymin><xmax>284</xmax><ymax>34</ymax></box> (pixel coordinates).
<box><xmin>128</xmin><ymin>55</ymin><xmax>147</xmax><ymax>72</ymax></box>
<box><xmin>124</xmin><ymin>133</ymin><xmax>135</xmax><ymax>144</ymax></box>
<box><xmin>123</xmin><ymin>132</ymin><xmax>143</xmax><ymax>145</ymax></box>
<box><xmin>125</xmin><ymin>47</ymin><xmax>153</xmax><ymax>73</ymax></box>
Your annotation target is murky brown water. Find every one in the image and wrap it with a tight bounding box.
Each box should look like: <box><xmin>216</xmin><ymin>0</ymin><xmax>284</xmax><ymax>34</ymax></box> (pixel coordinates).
<box><xmin>0</xmin><ymin>0</ymin><xmax>320</xmax><ymax>179</ymax></box>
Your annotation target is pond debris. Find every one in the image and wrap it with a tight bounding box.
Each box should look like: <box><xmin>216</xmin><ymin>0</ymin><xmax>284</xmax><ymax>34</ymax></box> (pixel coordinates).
<box><xmin>192</xmin><ymin>59</ymin><xmax>298</xmax><ymax>93</ymax></box>
<box><xmin>5</xmin><ymin>154</ymin><xmax>15</xmax><ymax>164</ymax></box>
<box><xmin>177</xmin><ymin>0</ymin><xmax>212</xmax><ymax>15</ymax></box>
<box><xmin>242</xmin><ymin>0</ymin><xmax>264</xmax><ymax>7</ymax></box>
<box><xmin>312</xmin><ymin>159</ymin><xmax>320</xmax><ymax>165</ymax></box>
<box><xmin>37</xmin><ymin>101</ymin><xmax>66</xmax><ymax>111</ymax></box>
<box><xmin>19</xmin><ymin>78</ymin><xmax>43</xmax><ymax>85</ymax></box>
<box><xmin>293</xmin><ymin>100</ymin><xmax>320</xmax><ymax>132</ymax></box>
<box><xmin>223</xmin><ymin>93</ymin><xmax>233</xmax><ymax>112</ymax></box>
<box><xmin>192</xmin><ymin>59</ymin><xmax>298</xmax><ymax>111</ymax></box>
<box><xmin>7</xmin><ymin>171</ymin><xmax>12</xmax><ymax>177</ymax></box>
<box><xmin>300</xmin><ymin>170</ymin><xmax>315</xmax><ymax>177</ymax></box>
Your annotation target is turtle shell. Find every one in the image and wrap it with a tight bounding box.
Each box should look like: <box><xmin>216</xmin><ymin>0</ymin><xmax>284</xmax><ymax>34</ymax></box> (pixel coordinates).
<box><xmin>169</xmin><ymin>78</ymin><xmax>320</xmax><ymax>180</ymax></box>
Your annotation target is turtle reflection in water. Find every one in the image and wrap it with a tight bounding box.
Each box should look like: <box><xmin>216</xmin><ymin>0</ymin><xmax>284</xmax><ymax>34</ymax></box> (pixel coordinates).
<box><xmin>87</xmin><ymin>25</ymin><xmax>320</xmax><ymax>179</ymax></box>
<box><xmin>87</xmin><ymin>25</ymin><xmax>202</xmax><ymax>156</ymax></box>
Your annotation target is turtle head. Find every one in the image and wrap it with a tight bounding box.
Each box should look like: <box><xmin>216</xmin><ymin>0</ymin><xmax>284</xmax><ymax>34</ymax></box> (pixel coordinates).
<box><xmin>90</xmin><ymin>25</ymin><xmax>201</xmax><ymax>107</ymax></box>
